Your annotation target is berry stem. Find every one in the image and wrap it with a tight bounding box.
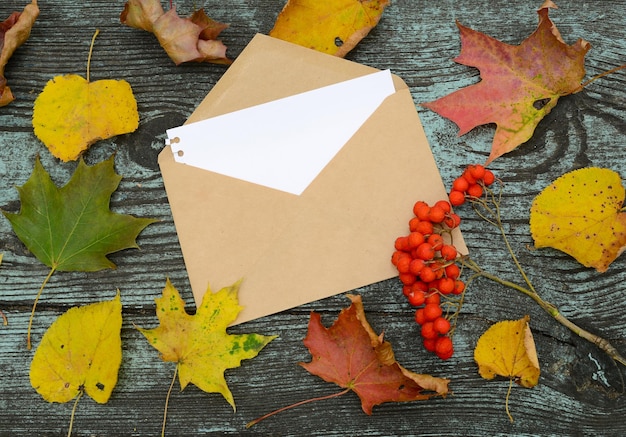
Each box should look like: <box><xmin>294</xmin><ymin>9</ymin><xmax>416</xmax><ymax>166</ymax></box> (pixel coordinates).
<box><xmin>461</xmin><ymin>180</ymin><xmax>626</xmax><ymax>367</ymax></box>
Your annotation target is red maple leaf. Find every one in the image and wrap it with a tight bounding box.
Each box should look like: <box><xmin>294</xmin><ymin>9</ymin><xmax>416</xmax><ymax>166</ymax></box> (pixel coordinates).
<box><xmin>300</xmin><ymin>295</ymin><xmax>449</xmax><ymax>414</ymax></box>
<box><xmin>423</xmin><ymin>1</ymin><xmax>590</xmax><ymax>164</ymax></box>
<box><xmin>247</xmin><ymin>295</ymin><xmax>448</xmax><ymax>427</ymax></box>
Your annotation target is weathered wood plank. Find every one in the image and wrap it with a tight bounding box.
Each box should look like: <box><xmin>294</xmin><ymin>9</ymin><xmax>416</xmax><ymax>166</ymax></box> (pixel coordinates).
<box><xmin>1</xmin><ymin>0</ymin><xmax>626</xmax><ymax>435</ymax></box>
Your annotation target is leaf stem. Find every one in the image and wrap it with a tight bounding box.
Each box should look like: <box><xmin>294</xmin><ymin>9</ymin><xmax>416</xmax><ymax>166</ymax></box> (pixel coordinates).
<box><xmin>505</xmin><ymin>378</ymin><xmax>514</xmax><ymax>423</ymax></box>
<box><xmin>87</xmin><ymin>29</ymin><xmax>100</xmax><ymax>83</ymax></box>
<box><xmin>27</xmin><ymin>266</ymin><xmax>56</xmax><ymax>350</ymax></box>
<box><xmin>579</xmin><ymin>64</ymin><xmax>626</xmax><ymax>90</ymax></box>
<box><xmin>67</xmin><ymin>389</ymin><xmax>83</xmax><ymax>437</ymax></box>
<box><xmin>162</xmin><ymin>366</ymin><xmax>178</xmax><ymax>437</ymax></box>
<box><xmin>0</xmin><ymin>309</ymin><xmax>7</xmax><ymax>326</ymax></box>
<box><xmin>246</xmin><ymin>388</ymin><xmax>351</xmax><ymax>428</ymax></box>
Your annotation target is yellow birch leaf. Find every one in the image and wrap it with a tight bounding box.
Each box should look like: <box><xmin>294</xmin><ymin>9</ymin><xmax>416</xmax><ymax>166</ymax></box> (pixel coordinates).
<box><xmin>32</xmin><ymin>31</ymin><xmax>139</xmax><ymax>162</ymax></box>
<box><xmin>269</xmin><ymin>0</ymin><xmax>390</xmax><ymax>57</ymax></box>
<box><xmin>29</xmin><ymin>292</ymin><xmax>123</xmax><ymax>404</ymax></box>
<box><xmin>474</xmin><ymin>315</ymin><xmax>540</xmax><ymax>422</ymax></box>
<box><xmin>530</xmin><ymin>167</ymin><xmax>626</xmax><ymax>272</ymax></box>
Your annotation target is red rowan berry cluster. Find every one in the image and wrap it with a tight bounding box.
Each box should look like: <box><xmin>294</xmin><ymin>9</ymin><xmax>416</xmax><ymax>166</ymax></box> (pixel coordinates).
<box><xmin>448</xmin><ymin>164</ymin><xmax>495</xmax><ymax>206</ymax></box>
<box><xmin>391</xmin><ymin>199</ymin><xmax>464</xmax><ymax>360</ymax></box>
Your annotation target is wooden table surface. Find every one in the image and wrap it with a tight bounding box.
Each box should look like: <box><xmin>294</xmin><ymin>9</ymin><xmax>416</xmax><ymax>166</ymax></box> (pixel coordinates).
<box><xmin>1</xmin><ymin>1</ymin><xmax>626</xmax><ymax>435</ymax></box>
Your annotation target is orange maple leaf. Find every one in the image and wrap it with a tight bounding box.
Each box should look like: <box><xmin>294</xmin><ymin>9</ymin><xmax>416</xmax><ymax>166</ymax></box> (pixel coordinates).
<box><xmin>423</xmin><ymin>1</ymin><xmax>590</xmax><ymax>163</ymax></box>
<box><xmin>247</xmin><ymin>294</ymin><xmax>448</xmax><ymax>427</ymax></box>
<box><xmin>301</xmin><ymin>295</ymin><xmax>449</xmax><ymax>414</ymax></box>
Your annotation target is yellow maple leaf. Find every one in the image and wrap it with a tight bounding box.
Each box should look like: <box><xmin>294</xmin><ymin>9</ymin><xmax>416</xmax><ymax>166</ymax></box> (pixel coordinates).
<box><xmin>269</xmin><ymin>0</ymin><xmax>390</xmax><ymax>57</ymax></box>
<box><xmin>138</xmin><ymin>278</ymin><xmax>276</xmax><ymax>417</ymax></box>
<box><xmin>29</xmin><ymin>292</ymin><xmax>123</xmax><ymax>404</ymax></box>
<box><xmin>530</xmin><ymin>167</ymin><xmax>626</xmax><ymax>272</ymax></box>
<box><xmin>474</xmin><ymin>315</ymin><xmax>540</xmax><ymax>422</ymax></box>
<box><xmin>32</xmin><ymin>30</ymin><xmax>138</xmax><ymax>162</ymax></box>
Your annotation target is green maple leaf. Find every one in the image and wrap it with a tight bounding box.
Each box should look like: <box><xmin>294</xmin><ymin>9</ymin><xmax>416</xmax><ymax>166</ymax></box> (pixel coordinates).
<box><xmin>2</xmin><ymin>155</ymin><xmax>155</xmax><ymax>347</ymax></box>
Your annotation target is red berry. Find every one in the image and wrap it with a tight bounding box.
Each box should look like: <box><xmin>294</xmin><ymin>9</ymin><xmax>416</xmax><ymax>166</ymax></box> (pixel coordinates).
<box><xmin>407</xmin><ymin>232</ymin><xmax>425</xmax><ymax>249</ymax></box>
<box><xmin>468</xmin><ymin>164</ymin><xmax>486</xmax><ymax>180</ymax></box>
<box><xmin>425</xmin><ymin>292</ymin><xmax>441</xmax><ymax>305</ymax></box>
<box><xmin>467</xmin><ymin>183</ymin><xmax>483</xmax><ymax>198</ymax></box>
<box><xmin>411</xmin><ymin>281</ymin><xmax>429</xmax><ymax>293</ymax></box>
<box><xmin>438</xmin><ymin>277</ymin><xmax>455</xmax><ymax>295</ymax></box>
<box><xmin>462</xmin><ymin>168</ymin><xmax>477</xmax><ymax>185</ymax></box>
<box><xmin>452</xmin><ymin>176</ymin><xmax>469</xmax><ymax>192</ymax></box>
<box><xmin>394</xmin><ymin>236</ymin><xmax>410</xmax><ymax>251</ymax></box>
<box><xmin>409</xmin><ymin>258</ymin><xmax>426</xmax><ymax>275</ymax></box>
<box><xmin>444</xmin><ymin>213</ymin><xmax>462</xmax><ymax>228</ymax></box>
<box><xmin>449</xmin><ymin>190</ymin><xmax>465</xmax><ymax>206</ymax></box>
<box><xmin>419</xmin><ymin>266</ymin><xmax>436</xmax><ymax>283</ymax></box>
<box><xmin>428</xmin><ymin>205</ymin><xmax>446</xmax><ymax>223</ymax></box>
<box><xmin>415</xmin><ymin>204</ymin><xmax>431</xmax><ymax>221</ymax></box>
<box><xmin>412</xmin><ymin>201</ymin><xmax>429</xmax><ymax>217</ymax></box>
<box><xmin>435</xmin><ymin>336</ymin><xmax>454</xmax><ymax>359</ymax></box>
<box><xmin>391</xmin><ymin>250</ymin><xmax>404</xmax><ymax>266</ymax></box>
<box><xmin>415</xmin><ymin>243</ymin><xmax>435</xmax><ymax>261</ymax></box>
<box><xmin>421</xmin><ymin>322</ymin><xmax>438</xmax><ymax>339</ymax></box>
<box><xmin>427</xmin><ymin>234</ymin><xmax>444</xmax><ymax>251</ymax></box>
<box><xmin>407</xmin><ymin>289</ymin><xmax>426</xmax><ymax>306</ymax></box>
<box><xmin>423</xmin><ymin>337</ymin><xmax>437</xmax><ymax>352</ymax></box>
<box><xmin>434</xmin><ymin>200</ymin><xmax>452</xmax><ymax>214</ymax></box>
<box><xmin>399</xmin><ymin>273</ymin><xmax>417</xmax><ymax>285</ymax></box>
<box><xmin>440</xmin><ymin>244</ymin><xmax>458</xmax><ymax>261</ymax></box>
<box><xmin>452</xmin><ymin>280</ymin><xmax>466</xmax><ymax>295</ymax></box>
<box><xmin>408</xmin><ymin>217</ymin><xmax>421</xmax><ymax>231</ymax></box>
<box><xmin>483</xmin><ymin>169</ymin><xmax>495</xmax><ymax>185</ymax></box>
<box><xmin>444</xmin><ymin>263</ymin><xmax>461</xmax><ymax>279</ymax></box>
<box><xmin>414</xmin><ymin>220</ymin><xmax>434</xmax><ymax>235</ymax></box>
<box><xmin>433</xmin><ymin>317</ymin><xmax>451</xmax><ymax>334</ymax></box>
<box><xmin>414</xmin><ymin>308</ymin><xmax>426</xmax><ymax>325</ymax></box>
<box><xmin>423</xmin><ymin>303</ymin><xmax>443</xmax><ymax>321</ymax></box>
<box><xmin>396</xmin><ymin>255</ymin><xmax>412</xmax><ymax>273</ymax></box>
<box><xmin>402</xmin><ymin>285</ymin><xmax>412</xmax><ymax>297</ymax></box>
<box><xmin>430</xmin><ymin>261</ymin><xmax>445</xmax><ymax>279</ymax></box>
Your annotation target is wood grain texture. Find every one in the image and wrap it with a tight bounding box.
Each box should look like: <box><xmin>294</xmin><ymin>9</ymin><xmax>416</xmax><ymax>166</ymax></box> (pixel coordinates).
<box><xmin>1</xmin><ymin>0</ymin><xmax>626</xmax><ymax>435</ymax></box>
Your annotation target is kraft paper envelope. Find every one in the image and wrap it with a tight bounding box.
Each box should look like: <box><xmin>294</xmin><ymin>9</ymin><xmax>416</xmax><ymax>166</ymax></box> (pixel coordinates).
<box><xmin>158</xmin><ymin>33</ymin><xmax>466</xmax><ymax>324</ymax></box>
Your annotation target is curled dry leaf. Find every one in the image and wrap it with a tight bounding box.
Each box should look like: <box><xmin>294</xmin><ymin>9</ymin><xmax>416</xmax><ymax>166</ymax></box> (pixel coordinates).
<box><xmin>120</xmin><ymin>0</ymin><xmax>231</xmax><ymax>65</ymax></box>
<box><xmin>270</xmin><ymin>0</ymin><xmax>390</xmax><ymax>57</ymax></box>
<box><xmin>530</xmin><ymin>167</ymin><xmax>626</xmax><ymax>272</ymax></box>
<box><xmin>0</xmin><ymin>0</ymin><xmax>39</xmax><ymax>107</ymax></box>
<box><xmin>422</xmin><ymin>1</ymin><xmax>590</xmax><ymax>163</ymax></box>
